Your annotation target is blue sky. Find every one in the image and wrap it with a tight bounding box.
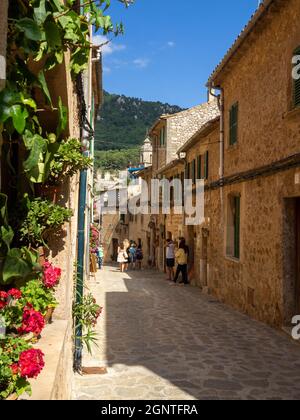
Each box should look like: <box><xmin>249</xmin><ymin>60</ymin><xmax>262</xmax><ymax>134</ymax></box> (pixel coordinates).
<box><xmin>94</xmin><ymin>0</ymin><xmax>260</xmax><ymax>108</ymax></box>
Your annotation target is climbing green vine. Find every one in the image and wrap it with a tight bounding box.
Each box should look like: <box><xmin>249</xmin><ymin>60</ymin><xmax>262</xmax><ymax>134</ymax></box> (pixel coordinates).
<box><xmin>0</xmin><ymin>0</ymin><xmax>129</xmax><ymax>184</ymax></box>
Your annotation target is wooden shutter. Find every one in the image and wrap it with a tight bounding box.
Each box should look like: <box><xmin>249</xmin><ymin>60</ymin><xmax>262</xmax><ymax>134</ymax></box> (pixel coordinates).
<box><xmin>234</xmin><ymin>196</ymin><xmax>240</xmax><ymax>259</ymax></box>
<box><xmin>192</xmin><ymin>159</ymin><xmax>196</xmax><ymax>184</ymax></box>
<box><xmin>160</xmin><ymin>127</ymin><xmax>165</xmax><ymax>146</ymax></box>
<box><xmin>185</xmin><ymin>163</ymin><xmax>189</xmax><ymax>180</ymax></box>
<box><xmin>204</xmin><ymin>151</ymin><xmax>209</xmax><ymax>180</ymax></box>
<box><xmin>294</xmin><ymin>47</ymin><xmax>300</xmax><ymax>108</ymax></box>
<box><xmin>197</xmin><ymin>155</ymin><xmax>202</xmax><ymax>179</ymax></box>
<box><xmin>229</xmin><ymin>103</ymin><xmax>239</xmax><ymax>145</ymax></box>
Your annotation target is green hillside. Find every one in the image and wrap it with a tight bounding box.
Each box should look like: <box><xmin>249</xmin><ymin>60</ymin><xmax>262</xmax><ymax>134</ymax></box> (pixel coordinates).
<box><xmin>94</xmin><ymin>91</ymin><xmax>184</xmax><ymax>151</ymax></box>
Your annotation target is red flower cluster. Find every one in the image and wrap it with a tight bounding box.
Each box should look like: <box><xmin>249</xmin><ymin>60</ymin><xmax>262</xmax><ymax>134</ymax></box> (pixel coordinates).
<box><xmin>0</xmin><ymin>289</ymin><xmax>22</xmax><ymax>310</ymax></box>
<box><xmin>0</xmin><ymin>291</ymin><xmax>8</xmax><ymax>310</ymax></box>
<box><xmin>7</xmin><ymin>289</ymin><xmax>22</xmax><ymax>300</ymax></box>
<box><xmin>42</xmin><ymin>261</ymin><xmax>61</xmax><ymax>289</ymax></box>
<box><xmin>18</xmin><ymin>306</ymin><xmax>45</xmax><ymax>336</ymax></box>
<box><xmin>11</xmin><ymin>349</ymin><xmax>45</xmax><ymax>379</ymax></box>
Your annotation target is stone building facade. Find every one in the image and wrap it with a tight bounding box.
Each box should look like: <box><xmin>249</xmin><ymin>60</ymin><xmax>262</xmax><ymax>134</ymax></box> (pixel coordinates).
<box><xmin>177</xmin><ymin>117</ymin><xmax>220</xmax><ymax>287</ymax></box>
<box><xmin>150</xmin><ymin>100</ymin><xmax>219</xmax><ymax>175</ymax></box>
<box><xmin>127</xmin><ymin>0</ymin><xmax>300</xmax><ymax>330</ymax></box>
<box><xmin>204</xmin><ymin>0</ymin><xmax>300</xmax><ymax>326</ymax></box>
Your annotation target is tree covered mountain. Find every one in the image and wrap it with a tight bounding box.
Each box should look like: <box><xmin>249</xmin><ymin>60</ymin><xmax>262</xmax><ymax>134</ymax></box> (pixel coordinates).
<box><xmin>94</xmin><ymin>91</ymin><xmax>184</xmax><ymax>151</ymax></box>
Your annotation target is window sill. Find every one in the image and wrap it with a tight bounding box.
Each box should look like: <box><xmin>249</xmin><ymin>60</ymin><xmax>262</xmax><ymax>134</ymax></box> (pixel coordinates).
<box><xmin>226</xmin><ymin>143</ymin><xmax>239</xmax><ymax>152</ymax></box>
<box><xmin>283</xmin><ymin>107</ymin><xmax>300</xmax><ymax>120</ymax></box>
<box><xmin>225</xmin><ymin>255</ymin><xmax>241</xmax><ymax>264</ymax></box>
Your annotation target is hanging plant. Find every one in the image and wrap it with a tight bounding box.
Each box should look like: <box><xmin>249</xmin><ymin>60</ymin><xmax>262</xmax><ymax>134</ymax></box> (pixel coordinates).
<box><xmin>19</xmin><ymin>196</ymin><xmax>73</xmax><ymax>248</ymax></box>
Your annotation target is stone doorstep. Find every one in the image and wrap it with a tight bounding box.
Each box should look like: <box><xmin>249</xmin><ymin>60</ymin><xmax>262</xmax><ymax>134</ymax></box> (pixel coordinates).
<box><xmin>281</xmin><ymin>326</ymin><xmax>300</xmax><ymax>346</ymax></box>
<box><xmin>24</xmin><ymin>320</ymin><xmax>71</xmax><ymax>400</ymax></box>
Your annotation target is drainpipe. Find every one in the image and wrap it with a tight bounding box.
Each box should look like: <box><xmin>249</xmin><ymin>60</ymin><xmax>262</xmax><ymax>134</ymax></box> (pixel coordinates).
<box><xmin>208</xmin><ymin>83</ymin><xmax>225</xmax><ymax>255</ymax></box>
<box><xmin>74</xmin><ymin>1</ymin><xmax>92</xmax><ymax>372</ymax></box>
<box><xmin>208</xmin><ymin>84</ymin><xmax>224</xmax><ymax>181</ymax></box>
<box><xmin>74</xmin><ymin>168</ymin><xmax>88</xmax><ymax>372</ymax></box>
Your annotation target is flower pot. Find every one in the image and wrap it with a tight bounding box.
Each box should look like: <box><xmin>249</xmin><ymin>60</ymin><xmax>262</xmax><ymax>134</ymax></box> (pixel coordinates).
<box><xmin>37</xmin><ymin>246</ymin><xmax>46</xmax><ymax>266</ymax></box>
<box><xmin>42</xmin><ymin>185</ymin><xmax>62</xmax><ymax>204</ymax></box>
<box><xmin>5</xmin><ymin>393</ymin><xmax>18</xmax><ymax>401</ymax></box>
<box><xmin>44</xmin><ymin>307</ymin><xmax>54</xmax><ymax>324</ymax></box>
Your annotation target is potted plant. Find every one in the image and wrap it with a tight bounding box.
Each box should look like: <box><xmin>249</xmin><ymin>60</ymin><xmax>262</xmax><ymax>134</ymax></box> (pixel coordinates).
<box><xmin>46</xmin><ymin>138</ymin><xmax>93</xmax><ymax>186</ymax></box>
<box><xmin>0</xmin><ymin>336</ymin><xmax>44</xmax><ymax>400</ymax></box>
<box><xmin>18</xmin><ymin>278</ymin><xmax>58</xmax><ymax>324</ymax></box>
<box><xmin>73</xmin><ymin>293</ymin><xmax>102</xmax><ymax>354</ymax></box>
<box><xmin>19</xmin><ymin>196</ymin><xmax>73</xmax><ymax>248</ymax></box>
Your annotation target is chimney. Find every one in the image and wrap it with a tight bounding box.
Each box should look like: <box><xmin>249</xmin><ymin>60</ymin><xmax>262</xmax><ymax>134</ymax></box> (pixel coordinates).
<box><xmin>208</xmin><ymin>88</ymin><xmax>217</xmax><ymax>103</ymax></box>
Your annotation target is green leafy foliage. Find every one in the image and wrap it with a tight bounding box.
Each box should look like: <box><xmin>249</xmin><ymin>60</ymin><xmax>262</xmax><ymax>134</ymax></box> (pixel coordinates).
<box><xmin>18</xmin><ymin>280</ymin><xmax>58</xmax><ymax>316</ymax></box>
<box><xmin>94</xmin><ymin>148</ymin><xmax>140</xmax><ymax>171</ymax></box>
<box><xmin>1</xmin><ymin>247</ymin><xmax>40</xmax><ymax>286</ymax></box>
<box><xmin>0</xmin><ymin>194</ymin><xmax>14</xmax><ymax>257</ymax></box>
<box><xmin>19</xmin><ymin>196</ymin><xmax>73</xmax><ymax>247</ymax></box>
<box><xmin>73</xmin><ymin>293</ymin><xmax>102</xmax><ymax>354</ymax></box>
<box><xmin>48</xmin><ymin>138</ymin><xmax>93</xmax><ymax>185</ymax></box>
<box><xmin>0</xmin><ymin>337</ymin><xmax>31</xmax><ymax>400</ymax></box>
<box><xmin>95</xmin><ymin>91</ymin><xmax>184</xmax><ymax>151</ymax></box>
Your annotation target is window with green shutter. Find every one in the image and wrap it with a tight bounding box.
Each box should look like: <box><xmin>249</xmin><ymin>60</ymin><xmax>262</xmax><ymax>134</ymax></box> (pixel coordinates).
<box><xmin>160</xmin><ymin>126</ymin><xmax>165</xmax><ymax>146</ymax></box>
<box><xmin>293</xmin><ymin>47</ymin><xmax>300</xmax><ymax>108</ymax></box>
<box><xmin>204</xmin><ymin>151</ymin><xmax>209</xmax><ymax>180</ymax></box>
<box><xmin>229</xmin><ymin>102</ymin><xmax>239</xmax><ymax>145</ymax></box>
<box><xmin>197</xmin><ymin>155</ymin><xmax>202</xmax><ymax>179</ymax></box>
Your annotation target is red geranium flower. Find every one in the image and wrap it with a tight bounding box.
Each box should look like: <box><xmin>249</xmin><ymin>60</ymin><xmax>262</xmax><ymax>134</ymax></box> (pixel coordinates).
<box><xmin>7</xmin><ymin>288</ymin><xmax>22</xmax><ymax>300</ymax></box>
<box><xmin>42</xmin><ymin>261</ymin><xmax>61</xmax><ymax>288</ymax></box>
<box><xmin>0</xmin><ymin>291</ymin><xmax>7</xmax><ymax>310</ymax></box>
<box><xmin>18</xmin><ymin>307</ymin><xmax>45</xmax><ymax>335</ymax></box>
<box><xmin>18</xmin><ymin>349</ymin><xmax>45</xmax><ymax>379</ymax></box>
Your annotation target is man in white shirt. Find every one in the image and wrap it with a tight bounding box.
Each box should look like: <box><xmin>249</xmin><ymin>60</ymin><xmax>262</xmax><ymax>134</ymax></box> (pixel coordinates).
<box><xmin>166</xmin><ymin>239</ymin><xmax>175</xmax><ymax>281</ymax></box>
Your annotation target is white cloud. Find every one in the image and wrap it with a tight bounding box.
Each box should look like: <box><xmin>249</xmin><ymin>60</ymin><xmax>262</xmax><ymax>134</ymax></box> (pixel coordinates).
<box><xmin>103</xmin><ymin>66</ymin><xmax>111</xmax><ymax>74</ymax></box>
<box><xmin>167</xmin><ymin>41</ymin><xmax>175</xmax><ymax>48</ymax></box>
<box><xmin>133</xmin><ymin>58</ymin><xmax>150</xmax><ymax>69</ymax></box>
<box><xmin>93</xmin><ymin>34</ymin><xmax>126</xmax><ymax>56</ymax></box>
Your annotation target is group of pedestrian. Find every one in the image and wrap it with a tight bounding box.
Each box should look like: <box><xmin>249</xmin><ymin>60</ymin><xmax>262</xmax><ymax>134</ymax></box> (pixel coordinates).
<box><xmin>166</xmin><ymin>238</ymin><xmax>189</xmax><ymax>286</ymax></box>
<box><xmin>117</xmin><ymin>239</ymin><xmax>143</xmax><ymax>273</ymax></box>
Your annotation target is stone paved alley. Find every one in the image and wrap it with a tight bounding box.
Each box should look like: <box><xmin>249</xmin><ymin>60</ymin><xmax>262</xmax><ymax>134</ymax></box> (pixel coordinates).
<box><xmin>73</xmin><ymin>266</ymin><xmax>300</xmax><ymax>400</ymax></box>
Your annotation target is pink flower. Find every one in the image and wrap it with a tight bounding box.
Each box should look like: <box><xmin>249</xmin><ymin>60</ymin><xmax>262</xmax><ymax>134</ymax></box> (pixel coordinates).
<box><xmin>18</xmin><ymin>307</ymin><xmax>45</xmax><ymax>336</ymax></box>
<box><xmin>7</xmin><ymin>288</ymin><xmax>22</xmax><ymax>300</ymax></box>
<box><xmin>18</xmin><ymin>349</ymin><xmax>45</xmax><ymax>379</ymax></box>
<box><xmin>42</xmin><ymin>261</ymin><xmax>61</xmax><ymax>288</ymax></box>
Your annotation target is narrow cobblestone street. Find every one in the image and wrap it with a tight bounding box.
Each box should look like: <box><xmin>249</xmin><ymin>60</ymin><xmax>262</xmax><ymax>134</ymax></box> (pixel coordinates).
<box><xmin>73</xmin><ymin>266</ymin><xmax>300</xmax><ymax>400</ymax></box>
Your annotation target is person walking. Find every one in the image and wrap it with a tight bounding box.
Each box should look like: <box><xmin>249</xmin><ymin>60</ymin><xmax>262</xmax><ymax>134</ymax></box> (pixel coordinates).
<box><xmin>123</xmin><ymin>239</ymin><xmax>130</xmax><ymax>271</ymax></box>
<box><xmin>136</xmin><ymin>244</ymin><xmax>143</xmax><ymax>270</ymax></box>
<box><xmin>173</xmin><ymin>239</ymin><xmax>189</xmax><ymax>286</ymax></box>
<box><xmin>117</xmin><ymin>244</ymin><xmax>128</xmax><ymax>273</ymax></box>
<box><xmin>128</xmin><ymin>242</ymin><xmax>137</xmax><ymax>270</ymax></box>
<box><xmin>165</xmin><ymin>239</ymin><xmax>175</xmax><ymax>281</ymax></box>
<box><xmin>97</xmin><ymin>244</ymin><xmax>104</xmax><ymax>270</ymax></box>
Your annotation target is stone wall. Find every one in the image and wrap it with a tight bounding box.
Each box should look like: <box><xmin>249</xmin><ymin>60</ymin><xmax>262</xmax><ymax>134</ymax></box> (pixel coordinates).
<box><xmin>205</xmin><ymin>0</ymin><xmax>300</xmax><ymax>326</ymax></box>
<box><xmin>101</xmin><ymin>213</ymin><xmax>129</xmax><ymax>263</ymax></box>
<box><xmin>166</xmin><ymin>101</ymin><xmax>219</xmax><ymax>164</ymax></box>
<box><xmin>219</xmin><ymin>0</ymin><xmax>300</xmax><ymax>176</ymax></box>
<box><xmin>206</xmin><ymin>168</ymin><xmax>300</xmax><ymax>326</ymax></box>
